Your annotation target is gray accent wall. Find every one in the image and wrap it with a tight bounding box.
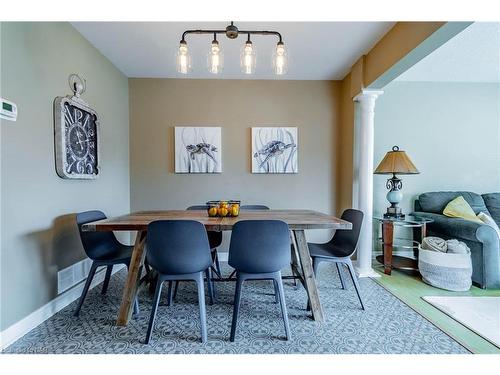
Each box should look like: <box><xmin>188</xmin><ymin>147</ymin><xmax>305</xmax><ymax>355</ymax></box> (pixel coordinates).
<box><xmin>0</xmin><ymin>23</ymin><xmax>130</xmax><ymax>331</ymax></box>
<box><xmin>129</xmin><ymin>79</ymin><xmax>341</xmax><ymax>250</ymax></box>
<box><xmin>374</xmin><ymin>81</ymin><xmax>500</xmax><ymax>220</ymax></box>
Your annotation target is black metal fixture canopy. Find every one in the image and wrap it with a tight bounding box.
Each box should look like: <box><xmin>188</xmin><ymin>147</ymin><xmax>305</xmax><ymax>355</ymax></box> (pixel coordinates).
<box><xmin>176</xmin><ymin>21</ymin><xmax>287</xmax><ymax>75</ymax></box>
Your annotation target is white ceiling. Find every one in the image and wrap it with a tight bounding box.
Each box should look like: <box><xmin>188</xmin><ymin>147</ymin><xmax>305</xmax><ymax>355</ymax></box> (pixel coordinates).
<box><xmin>72</xmin><ymin>22</ymin><xmax>394</xmax><ymax>80</ymax></box>
<box><xmin>396</xmin><ymin>22</ymin><xmax>500</xmax><ymax>83</ymax></box>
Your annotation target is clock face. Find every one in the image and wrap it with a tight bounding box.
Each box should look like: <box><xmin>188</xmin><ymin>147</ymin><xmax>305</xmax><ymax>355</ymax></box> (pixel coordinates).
<box><xmin>63</xmin><ymin>103</ymin><xmax>98</xmax><ymax>175</ymax></box>
<box><xmin>54</xmin><ymin>95</ymin><xmax>100</xmax><ymax>179</ymax></box>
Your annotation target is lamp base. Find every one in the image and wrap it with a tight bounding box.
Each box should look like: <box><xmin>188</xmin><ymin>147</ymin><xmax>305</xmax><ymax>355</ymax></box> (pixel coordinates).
<box><xmin>383</xmin><ymin>205</ymin><xmax>405</xmax><ymax>219</ymax></box>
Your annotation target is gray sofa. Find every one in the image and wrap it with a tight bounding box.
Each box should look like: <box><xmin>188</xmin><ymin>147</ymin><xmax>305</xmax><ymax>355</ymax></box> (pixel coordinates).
<box><xmin>413</xmin><ymin>191</ymin><xmax>500</xmax><ymax>289</ymax></box>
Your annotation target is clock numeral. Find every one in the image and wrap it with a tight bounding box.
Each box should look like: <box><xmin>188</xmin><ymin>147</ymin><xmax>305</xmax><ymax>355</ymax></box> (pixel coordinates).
<box><xmin>74</xmin><ymin>108</ymin><xmax>84</xmax><ymax>124</ymax></box>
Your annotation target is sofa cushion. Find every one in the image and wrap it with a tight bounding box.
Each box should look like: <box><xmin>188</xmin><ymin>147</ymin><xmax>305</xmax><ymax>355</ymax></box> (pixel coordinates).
<box><xmin>482</xmin><ymin>193</ymin><xmax>500</xmax><ymax>227</ymax></box>
<box><xmin>418</xmin><ymin>191</ymin><xmax>488</xmax><ymax>214</ymax></box>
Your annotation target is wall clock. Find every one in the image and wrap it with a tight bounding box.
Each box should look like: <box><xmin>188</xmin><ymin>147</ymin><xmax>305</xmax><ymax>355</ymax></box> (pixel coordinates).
<box><xmin>54</xmin><ymin>74</ymin><xmax>100</xmax><ymax>179</ymax></box>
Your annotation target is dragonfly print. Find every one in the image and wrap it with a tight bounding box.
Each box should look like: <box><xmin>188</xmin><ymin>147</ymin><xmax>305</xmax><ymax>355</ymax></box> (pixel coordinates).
<box><xmin>252</xmin><ymin>127</ymin><xmax>298</xmax><ymax>173</ymax></box>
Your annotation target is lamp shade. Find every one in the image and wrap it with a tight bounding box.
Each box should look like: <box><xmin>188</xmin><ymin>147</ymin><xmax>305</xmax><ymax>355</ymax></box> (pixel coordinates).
<box><xmin>374</xmin><ymin>145</ymin><xmax>419</xmax><ymax>175</ymax></box>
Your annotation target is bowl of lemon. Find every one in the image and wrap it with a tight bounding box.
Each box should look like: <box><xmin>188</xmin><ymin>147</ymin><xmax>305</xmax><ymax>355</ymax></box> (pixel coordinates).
<box><xmin>206</xmin><ymin>200</ymin><xmax>240</xmax><ymax>217</ymax></box>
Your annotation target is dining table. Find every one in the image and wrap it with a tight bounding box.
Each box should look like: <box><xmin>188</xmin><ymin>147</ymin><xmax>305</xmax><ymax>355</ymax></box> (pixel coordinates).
<box><xmin>82</xmin><ymin>209</ymin><xmax>352</xmax><ymax>326</ymax></box>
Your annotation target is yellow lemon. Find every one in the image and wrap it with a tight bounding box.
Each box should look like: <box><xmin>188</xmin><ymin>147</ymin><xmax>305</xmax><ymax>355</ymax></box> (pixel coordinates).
<box><xmin>219</xmin><ymin>207</ymin><xmax>228</xmax><ymax>217</ymax></box>
<box><xmin>208</xmin><ymin>207</ymin><xmax>218</xmax><ymax>217</ymax></box>
<box><xmin>231</xmin><ymin>205</ymin><xmax>239</xmax><ymax>216</ymax></box>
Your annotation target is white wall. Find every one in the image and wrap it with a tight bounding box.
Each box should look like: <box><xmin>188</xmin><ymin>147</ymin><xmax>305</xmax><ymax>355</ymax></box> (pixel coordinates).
<box><xmin>374</xmin><ymin>81</ymin><xmax>500</xmax><ymax>222</ymax></box>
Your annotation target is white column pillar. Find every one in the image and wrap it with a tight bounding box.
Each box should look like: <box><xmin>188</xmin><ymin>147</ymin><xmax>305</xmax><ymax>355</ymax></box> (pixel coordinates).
<box><xmin>353</xmin><ymin>89</ymin><xmax>383</xmax><ymax>278</ymax></box>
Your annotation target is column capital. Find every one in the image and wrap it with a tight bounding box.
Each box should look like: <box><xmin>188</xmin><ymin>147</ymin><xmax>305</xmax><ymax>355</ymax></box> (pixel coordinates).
<box><xmin>353</xmin><ymin>89</ymin><xmax>384</xmax><ymax>103</ymax></box>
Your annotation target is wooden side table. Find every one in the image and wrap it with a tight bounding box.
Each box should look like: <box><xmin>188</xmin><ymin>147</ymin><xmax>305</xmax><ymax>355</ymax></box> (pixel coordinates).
<box><xmin>374</xmin><ymin>215</ymin><xmax>434</xmax><ymax>275</ymax></box>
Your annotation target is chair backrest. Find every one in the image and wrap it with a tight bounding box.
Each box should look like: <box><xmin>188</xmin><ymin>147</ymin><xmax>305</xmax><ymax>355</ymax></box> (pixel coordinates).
<box><xmin>186</xmin><ymin>205</ymin><xmax>222</xmax><ymax>248</ymax></box>
<box><xmin>240</xmin><ymin>205</ymin><xmax>270</xmax><ymax>210</ymax></box>
<box><xmin>147</xmin><ymin>220</ymin><xmax>212</xmax><ymax>275</ymax></box>
<box><xmin>76</xmin><ymin>210</ymin><xmax>121</xmax><ymax>260</ymax></box>
<box><xmin>330</xmin><ymin>209</ymin><xmax>364</xmax><ymax>257</ymax></box>
<box><xmin>186</xmin><ymin>205</ymin><xmax>207</xmax><ymax>210</ymax></box>
<box><xmin>228</xmin><ymin>220</ymin><xmax>290</xmax><ymax>273</ymax></box>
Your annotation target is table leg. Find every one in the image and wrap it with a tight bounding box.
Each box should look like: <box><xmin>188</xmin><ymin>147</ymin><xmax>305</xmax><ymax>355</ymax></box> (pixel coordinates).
<box><xmin>293</xmin><ymin>230</ymin><xmax>324</xmax><ymax>322</ymax></box>
<box><xmin>382</xmin><ymin>221</ymin><xmax>393</xmax><ymax>275</ymax></box>
<box><xmin>117</xmin><ymin>230</ymin><xmax>147</xmax><ymax>326</ymax></box>
<box><xmin>290</xmin><ymin>231</ymin><xmax>305</xmax><ymax>288</ymax></box>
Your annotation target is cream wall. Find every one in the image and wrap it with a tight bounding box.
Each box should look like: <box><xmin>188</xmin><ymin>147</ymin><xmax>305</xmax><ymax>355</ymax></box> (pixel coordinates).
<box><xmin>129</xmin><ymin>79</ymin><xmax>340</xmax><ymax>250</ymax></box>
<box><xmin>374</xmin><ymin>81</ymin><xmax>500</xmax><ymax>220</ymax></box>
<box><xmin>0</xmin><ymin>22</ymin><xmax>130</xmax><ymax>330</ymax></box>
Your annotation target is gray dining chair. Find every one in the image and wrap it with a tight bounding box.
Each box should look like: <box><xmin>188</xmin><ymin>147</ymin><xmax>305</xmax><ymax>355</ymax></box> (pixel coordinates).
<box><xmin>228</xmin><ymin>204</ymin><xmax>270</xmax><ymax>280</ymax></box>
<box><xmin>307</xmin><ymin>209</ymin><xmax>365</xmax><ymax>310</ymax></box>
<box><xmin>240</xmin><ymin>205</ymin><xmax>270</xmax><ymax>210</ymax></box>
<box><xmin>144</xmin><ymin>220</ymin><xmax>214</xmax><ymax>344</ymax></box>
<box><xmin>74</xmin><ymin>210</ymin><xmax>140</xmax><ymax>317</ymax></box>
<box><xmin>228</xmin><ymin>220</ymin><xmax>292</xmax><ymax>341</ymax></box>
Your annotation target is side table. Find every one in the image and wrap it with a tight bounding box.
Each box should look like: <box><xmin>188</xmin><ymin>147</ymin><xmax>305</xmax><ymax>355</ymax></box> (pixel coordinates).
<box><xmin>374</xmin><ymin>215</ymin><xmax>434</xmax><ymax>275</ymax></box>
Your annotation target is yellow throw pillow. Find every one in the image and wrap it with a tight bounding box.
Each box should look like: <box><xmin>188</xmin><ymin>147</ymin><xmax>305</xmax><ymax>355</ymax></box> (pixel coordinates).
<box><xmin>443</xmin><ymin>196</ymin><xmax>483</xmax><ymax>223</ymax></box>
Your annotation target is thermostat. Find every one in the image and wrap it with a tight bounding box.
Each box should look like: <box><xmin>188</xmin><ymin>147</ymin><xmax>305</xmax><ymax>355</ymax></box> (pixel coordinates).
<box><xmin>0</xmin><ymin>97</ymin><xmax>17</xmax><ymax>121</ymax></box>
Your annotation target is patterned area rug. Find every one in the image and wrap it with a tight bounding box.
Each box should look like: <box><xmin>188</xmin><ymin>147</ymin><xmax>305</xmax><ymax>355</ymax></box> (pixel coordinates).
<box><xmin>4</xmin><ymin>264</ymin><xmax>468</xmax><ymax>354</ymax></box>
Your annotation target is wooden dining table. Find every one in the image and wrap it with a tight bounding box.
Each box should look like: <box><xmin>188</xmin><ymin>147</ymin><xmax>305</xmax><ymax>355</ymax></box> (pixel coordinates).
<box><xmin>82</xmin><ymin>209</ymin><xmax>352</xmax><ymax>325</ymax></box>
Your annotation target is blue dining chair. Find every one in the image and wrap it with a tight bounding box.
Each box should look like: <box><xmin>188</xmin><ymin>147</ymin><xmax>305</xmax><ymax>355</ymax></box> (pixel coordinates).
<box><xmin>187</xmin><ymin>205</ymin><xmax>223</xmax><ymax>278</ymax></box>
<box><xmin>144</xmin><ymin>220</ymin><xmax>214</xmax><ymax>344</ymax></box>
<box><xmin>240</xmin><ymin>205</ymin><xmax>270</xmax><ymax>210</ymax></box>
<box><xmin>228</xmin><ymin>220</ymin><xmax>291</xmax><ymax>341</ymax></box>
<box><xmin>228</xmin><ymin>205</ymin><xmax>270</xmax><ymax>281</ymax></box>
<box><xmin>307</xmin><ymin>209</ymin><xmax>365</xmax><ymax>310</ymax></box>
<box><xmin>74</xmin><ymin>210</ymin><xmax>139</xmax><ymax>317</ymax></box>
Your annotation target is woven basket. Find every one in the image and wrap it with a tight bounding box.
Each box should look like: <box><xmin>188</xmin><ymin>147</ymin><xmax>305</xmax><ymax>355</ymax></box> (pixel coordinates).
<box><xmin>418</xmin><ymin>245</ymin><xmax>472</xmax><ymax>291</ymax></box>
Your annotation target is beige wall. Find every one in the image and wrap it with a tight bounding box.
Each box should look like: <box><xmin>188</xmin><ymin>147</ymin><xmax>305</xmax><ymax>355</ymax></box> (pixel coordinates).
<box><xmin>129</xmin><ymin>79</ymin><xmax>341</xmax><ymax>249</ymax></box>
<box><xmin>0</xmin><ymin>22</ymin><xmax>130</xmax><ymax>330</ymax></box>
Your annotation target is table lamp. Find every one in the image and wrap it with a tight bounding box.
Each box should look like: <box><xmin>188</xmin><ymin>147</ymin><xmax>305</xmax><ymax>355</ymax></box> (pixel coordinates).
<box><xmin>374</xmin><ymin>145</ymin><xmax>419</xmax><ymax>219</ymax></box>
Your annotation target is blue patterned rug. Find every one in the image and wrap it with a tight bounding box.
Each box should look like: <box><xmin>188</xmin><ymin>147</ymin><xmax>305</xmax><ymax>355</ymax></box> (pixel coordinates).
<box><xmin>3</xmin><ymin>263</ymin><xmax>468</xmax><ymax>354</ymax></box>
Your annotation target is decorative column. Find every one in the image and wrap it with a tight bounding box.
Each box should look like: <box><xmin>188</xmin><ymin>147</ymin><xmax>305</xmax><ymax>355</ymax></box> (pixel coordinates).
<box><xmin>353</xmin><ymin>89</ymin><xmax>383</xmax><ymax>278</ymax></box>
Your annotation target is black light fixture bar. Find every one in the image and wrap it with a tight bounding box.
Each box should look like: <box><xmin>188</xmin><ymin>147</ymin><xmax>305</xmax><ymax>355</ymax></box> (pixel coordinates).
<box><xmin>177</xmin><ymin>21</ymin><xmax>287</xmax><ymax>75</ymax></box>
<box><xmin>180</xmin><ymin>21</ymin><xmax>283</xmax><ymax>43</ymax></box>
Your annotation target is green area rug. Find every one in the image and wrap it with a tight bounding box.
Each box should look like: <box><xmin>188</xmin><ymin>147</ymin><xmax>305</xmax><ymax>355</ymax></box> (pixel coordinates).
<box><xmin>372</xmin><ymin>263</ymin><xmax>500</xmax><ymax>354</ymax></box>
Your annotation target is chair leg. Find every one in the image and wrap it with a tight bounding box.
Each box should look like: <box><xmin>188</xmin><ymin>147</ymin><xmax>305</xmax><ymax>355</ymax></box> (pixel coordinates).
<box><xmin>166</xmin><ymin>281</ymin><xmax>174</xmax><ymax>306</ymax></box>
<box><xmin>275</xmin><ymin>273</ymin><xmax>291</xmax><ymax>341</ymax></box>
<box><xmin>214</xmin><ymin>251</ymin><xmax>222</xmax><ymax>277</ymax></box>
<box><xmin>133</xmin><ymin>297</ymin><xmax>140</xmax><ymax>316</ymax></box>
<box><xmin>101</xmin><ymin>265</ymin><xmax>113</xmax><ymax>295</ymax></box>
<box><xmin>272</xmin><ymin>279</ymin><xmax>279</xmax><ymax>304</ymax></box>
<box><xmin>291</xmin><ymin>264</ymin><xmax>297</xmax><ymax>288</ymax></box>
<box><xmin>195</xmin><ymin>272</ymin><xmax>208</xmax><ymax>343</ymax></box>
<box><xmin>206</xmin><ymin>268</ymin><xmax>214</xmax><ymax>305</ymax></box>
<box><xmin>172</xmin><ymin>280</ymin><xmax>179</xmax><ymax>300</ymax></box>
<box><xmin>228</xmin><ymin>269</ymin><xmax>236</xmax><ymax>279</ymax></box>
<box><xmin>144</xmin><ymin>278</ymin><xmax>163</xmax><ymax>344</ymax></box>
<box><xmin>336</xmin><ymin>263</ymin><xmax>346</xmax><ymax>290</ymax></box>
<box><xmin>345</xmin><ymin>259</ymin><xmax>365</xmax><ymax>310</ymax></box>
<box><xmin>230</xmin><ymin>274</ymin><xmax>244</xmax><ymax>342</ymax></box>
<box><xmin>74</xmin><ymin>262</ymin><xmax>98</xmax><ymax>317</ymax></box>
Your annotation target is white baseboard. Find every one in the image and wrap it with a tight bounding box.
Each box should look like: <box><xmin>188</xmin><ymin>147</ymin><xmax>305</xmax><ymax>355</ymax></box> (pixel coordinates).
<box><xmin>0</xmin><ymin>264</ymin><xmax>125</xmax><ymax>351</ymax></box>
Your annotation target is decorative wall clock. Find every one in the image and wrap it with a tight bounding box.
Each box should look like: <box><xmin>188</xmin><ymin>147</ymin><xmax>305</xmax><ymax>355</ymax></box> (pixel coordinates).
<box><xmin>54</xmin><ymin>74</ymin><xmax>100</xmax><ymax>179</ymax></box>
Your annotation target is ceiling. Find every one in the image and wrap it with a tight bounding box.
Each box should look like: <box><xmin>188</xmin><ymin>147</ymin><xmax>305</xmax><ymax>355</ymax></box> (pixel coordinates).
<box><xmin>396</xmin><ymin>22</ymin><xmax>500</xmax><ymax>83</ymax></box>
<box><xmin>72</xmin><ymin>22</ymin><xmax>394</xmax><ymax>80</ymax></box>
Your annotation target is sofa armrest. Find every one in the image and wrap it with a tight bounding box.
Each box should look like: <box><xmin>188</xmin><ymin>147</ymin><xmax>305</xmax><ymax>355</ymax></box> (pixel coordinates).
<box><xmin>412</xmin><ymin>211</ymin><xmax>498</xmax><ymax>244</ymax></box>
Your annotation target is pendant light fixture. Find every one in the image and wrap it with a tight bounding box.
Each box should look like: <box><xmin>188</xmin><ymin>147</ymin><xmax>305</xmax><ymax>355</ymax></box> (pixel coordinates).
<box><xmin>240</xmin><ymin>35</ymin><xmax>256</xmax><ymax>74</ymax></box>
<box><xmin>176</xmin><ymin>40</ymin><xmax>192</xmax><ymax>74</ymax></box>
<box><xmin>177</xmin><ymin>22</ymin><xmax>286</xmax><ymax>75</ymax></box>
<box><xmin>207</xmin><ymin>33</ymin><xmax>223</xmax><ymax>74</ymax></box>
